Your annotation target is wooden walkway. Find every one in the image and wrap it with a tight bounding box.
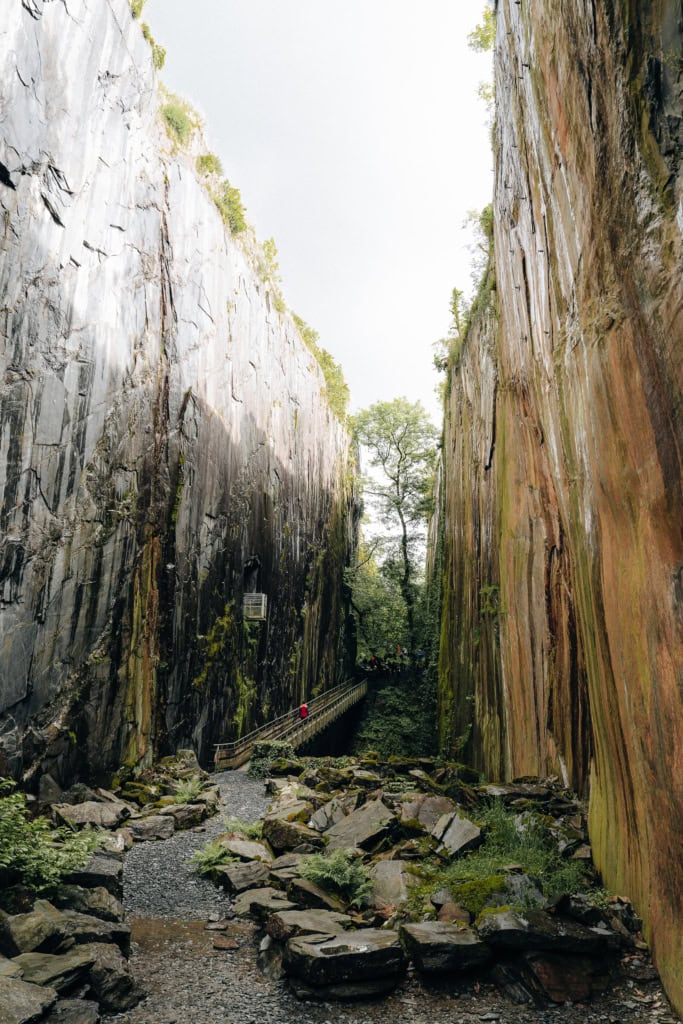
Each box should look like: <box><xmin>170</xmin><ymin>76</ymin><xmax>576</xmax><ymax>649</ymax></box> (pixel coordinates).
<box><xmin>213</xmin><ymin>678</ymin><xmax>368</xmax><ymax>770</ymax></box>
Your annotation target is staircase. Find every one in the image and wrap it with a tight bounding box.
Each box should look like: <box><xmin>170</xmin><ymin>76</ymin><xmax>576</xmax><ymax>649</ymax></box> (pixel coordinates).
<box><xmin>213</xmin><ymin>678</ymin><xmax>368</xmax><ymax>771</ymax></box>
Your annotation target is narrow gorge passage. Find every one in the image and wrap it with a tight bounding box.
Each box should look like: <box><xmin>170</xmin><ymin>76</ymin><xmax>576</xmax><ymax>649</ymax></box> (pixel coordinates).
<box><xmin>106</xmin><ymin>770</ymin><xmax>674</xmax><ymax>1024</ymax></box>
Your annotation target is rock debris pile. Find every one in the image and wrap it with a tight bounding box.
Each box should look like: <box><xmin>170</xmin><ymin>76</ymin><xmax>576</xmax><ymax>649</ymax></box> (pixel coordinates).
<box><xmin>0</xmin><ymin>751</ymin><xmax>219</xmax><ymax>1023</ymax></box>
<box><xmin>197</xmin><ymin>754</ymin><xmax>658</xmax><ymax>1007</ymax></box>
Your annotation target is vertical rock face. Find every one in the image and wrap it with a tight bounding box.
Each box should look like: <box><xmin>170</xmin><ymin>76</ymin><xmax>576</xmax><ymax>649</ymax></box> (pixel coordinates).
<box><xmin>439</xmin><ymin>0</ymin><xmax>683</xmax><ymax>1007</ymax></box>
<box><xmin>0</xmin><ymin>1</ymin><xmax>356</xmax><ymax>783</ymax></box>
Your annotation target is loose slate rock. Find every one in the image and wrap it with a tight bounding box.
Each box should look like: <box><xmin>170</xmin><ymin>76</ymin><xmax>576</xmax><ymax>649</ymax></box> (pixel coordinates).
<box><xmin>64</xmin><ymin>854</ymin><xmax>123</xmax><ymax>898</ymax></box>
<box><xmin>12</xmin><ymin>949</ymin><xmax>96</xmax><ymax>992</ymax></box>
<box><xmin>283</xmin><ymin>928</ymin><xmax>407</xmax><ymax>994</ymax></box>
<box><xmin>325</xmin><ymin>799</ymin><xmax>396</xmax><ymax>852</ymax></box>
<box><xmin>0</xmin><ymin>901</ymin><xmax>67</xmax><ymax>956</ymax></box>
<box><xmin>79</xmin><ymin>942</ymin><xmax>143</xmax><ymax>1012</ymax></box>
<box><xmin>231</xmin><ymin>888</ymin><xmax>296</xmax><ymax>922</ymax></box>
<box><xmin>216</xmin><ymin>837</ymin><xmax>273</xmax><ymax>863</ymax></box>
<box><xmin>286</xmin><ymin>878</ymin><xmax>347</xmax><ymax>913</ymax></box>
<box><xmin>0</xmin><ymin>977</ymin><xmax>58</xmax><ymax>1024</ymax></box>
<box><xmin>266</xmin><ymin>908</ymin><xmax>352</xmax><ymax>942</ymax></box>
<box><xmin>43</xmin><ymin>998</ymin><xmax>100</xmax><ymax>1023</ymax></box>
<box><xmin>157</xmin><ymin>803</ymin><xmax>207</xmax><ymax>829</ymax></box>
<box><xmin>53</xmin><ymin>802</ymin><xmax>129</xmax><ymax>830</ymax></box>
<box><xmin>126</xmin><ymin>816</ymin><xmax>175</xmax><ymax>842</ymax></box>
<box><xmin>214</xmin><ymin>860</ymin><xmax>270</xmax><ymax>893</ymax></box>
<box><xmin>477</xmin><ymin>909</ymin><xmax>607</xmax><ymax>953</ymax></box>
<box><xmin>49</xmin><ymin>886</ymin><xmax>125</xmax><ymax>923</ymax></box>
<box><xmin>262</xmin><ymin>817</ymin><xmax>324</xmax><ymax>853</ymax></box>
<box><xmin>368</xmin><ymin>860</ymin><xmax>415</xmax><ymax>909</ymax></box>
<box><xmin>400</xmin><ymin>794</ymin><xmax>456</xmax><ymax>830</ymax></box>
<box><xmin>400</xmin><ymin>922</ymin><xmax>491</xmax><ymax>973</ymax></box>
<box><xmin>433</xmin><ymin>812</ymin><xmax>482</xmax><ymax>856</ymax></box>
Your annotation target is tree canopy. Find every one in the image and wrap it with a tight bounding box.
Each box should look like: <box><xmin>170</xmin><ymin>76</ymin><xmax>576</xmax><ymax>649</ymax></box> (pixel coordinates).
<box><xmin>352</xmin><ymin>398</ymin><xmax>438</xmax><ymax>652</ymax></box>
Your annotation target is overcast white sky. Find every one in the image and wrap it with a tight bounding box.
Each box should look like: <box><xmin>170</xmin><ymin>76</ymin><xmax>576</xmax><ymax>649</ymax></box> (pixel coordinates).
<box><xmin>146</xmin><ymin>0</ymin><xmax>493</xmax><ymax>425</ymax></box>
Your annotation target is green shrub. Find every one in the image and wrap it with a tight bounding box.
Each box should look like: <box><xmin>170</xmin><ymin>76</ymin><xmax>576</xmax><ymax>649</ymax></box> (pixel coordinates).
<box><xmin>160</xmin><ymin>95</ymin><xmax>197</xmax><ymax>148</ymax></box>
<box><xmin>141</xmin><ymin>23</ymin><xmax>166</xmax><ymax>69</ymax></box>
<box><xmin>213</xmin><ymin>181</ymin><xmax>247</xmax><ymax>234</ymax></box>
<box><xmin>0</xmin><ymin>780</ymin><xmax>103</xmax><ymax>897</ymax></box>
<box><xmin>299</xmin><ymin>849</ymin><xmax>373</xmax><ymax>908</ymax></box>
<box><xmin>292</xmin><ymin>314</ymin><xmax>350</xmax><ymax>421</ymax></box>
<box><xmin>196</xmin><ymin>153</ymin><xmax>224</xmax><ymax>177</ymax></box>
<box><xmin>130</xmin><ymin>0</ymin><xmax>146</xmax><ymax>17</ymax></box>
<box><xmin>223</xmin><ymin>816</ymin><xmax>262</xmax><ymax>839</ymax></box>
<box><xmin>189</xmin><ymin>839</ymin><xmax>236</xmax><ymax>876</ymax></box>
<box><xmin>248</xmin><ymin>740</ymin><xmax>296</xmax><ymax>778</ymax></box>
<box><xmin>172</xmin><ymin>775</ymin><xmax>204</xmax><ymax>804</ymax></box>
<box><xmin>408</xmin><ymin>800</ymin><xmax>589</xmax><ymax>917</ymax></box>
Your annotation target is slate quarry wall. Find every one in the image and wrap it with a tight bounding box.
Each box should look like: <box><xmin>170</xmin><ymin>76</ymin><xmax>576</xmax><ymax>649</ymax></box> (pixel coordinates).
<box><xmin>0</xmin><ymin>0</ymin><xmax>356</xmax><ymax>785</ymax></box>
<box><xmin>438</xmin><ymin>0</ymin><xmax>683</xmax><ymax>1008</ymax></box>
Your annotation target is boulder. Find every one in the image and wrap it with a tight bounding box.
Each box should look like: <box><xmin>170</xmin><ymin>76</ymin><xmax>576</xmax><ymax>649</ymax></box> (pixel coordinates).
<box><xmin>0</xmin><ymin>977</ymin><xmax>58</xmax><ymax>1024</ymax></box>
<box><xmin>49</xmin><ymin>886</ymin><xmax>125</xmax><ymax>923</ymax></box>
<box><xmin>216</xmin><ymin>837</ymin><xmax>273</xmax><ymax>863</ymax></box>
<box><xmin>157</xmin><ymin>803</ymin><xmax>207</xmax><ymax>829</ymax></box>
<box><xmin>270</xmin><ymin>853</ymin><xmax>306</xmax><ymax>885</ymax></box>
<box><xmin>231</xmin><ymin>888</ymin><xmax>296</xmax><ymax>922</ymax></box>
<box><xmin>432</xmin><ymin>812</ymin><xmax>482</xmax><ymax>857</ymax></box>
<box><xmin>368</xmin><ymin>861</ymin><xmax>415</xmax><ymax>910</ymax></box>
<box><xmin>400</xmin><ymin>922</ymin><xmax>491</xmax><ymax>973</ymax></box>
<box><xmin>283</xmin><ymin>929</ymin><xmax>407</xmax><ymax>995</ymax></box>
<box><xmin>286</xmin><ymin>878</ymin><xmax>347</xmax><ymax>913</ymax></box>
<box><xmin>261</xmin><ymin>817</ymin><xmax>325</xmax><ymax>854</ymax></box>
<box><xmin>477</xmin><ymin>909</ymin><xmax>609</xmax><ymax>953</ymax></box>
<box><xmin>266</xmin><ymin>909</ymin><xmax>352</xmax><ymax>942</ymax></box>
<box><xmin>0</xmin><ymin>901</ymin><xmax>68</xmax><ymax>957</ymax></box>
<box><xmin>53</xmin><ymin>910</ymin><xmax>131</xmax><ymax>954</ymax></box>
<box><xmin>79</xmin><ymin>942</ymin><xmax>143</xmax><ymax>1013</ymax></box>
<box><xmin>43</xmin><ymin>998</ymin><xmax>101</xmax><ymax>1023</ymax></box>
<box><xmin>265</xmin><ymin>800</ymin><xmax>312</xmax><ymax>823</ymax></box>
<box><xmin>399</xmin><ymin>794</ymin><xmax>456</xmax><ymax>830</ymax></box>
<box><xmin>309</xmin><ymin>795</ymin><xmax>358</xmax><ymax>833</ymax></box>
<box><xmin>53</xmin><ymin>802</ymin><xmax>129</xmax><ymax>830</ymax></box>
<box><xmin>325</xmin><ymin>799</ymin><xmax>397</xmax><ymax>852</ymax></box>
<box><xmin>126</xmin><ymin>816</ymin><xmax>175</xmax><ymax>842</ymax></box>
<box><xmin>11</xmin><ymin>949</ymin><xmax>96</xmax><ymax>993</ymax></box>
<box><xmin>64</xmin><ymin>854</ymin><xmax>123</xmax><ymax>898</ymax></box>
<box><xmin>0</xmin><ymin>954</ymin><xmax>23</xmax><ymax>978</ymax></box>
<box><xmin>213</xmin><ymin>861</ymin><xmax>270</xmax><ymax>893</ymax></box>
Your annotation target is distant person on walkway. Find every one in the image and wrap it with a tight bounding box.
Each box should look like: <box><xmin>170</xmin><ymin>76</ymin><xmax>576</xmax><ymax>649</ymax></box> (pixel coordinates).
<box><xmin>299</xmin><ymin>702</ymin><xmax>309</xmax><ymax>722</ymax></box>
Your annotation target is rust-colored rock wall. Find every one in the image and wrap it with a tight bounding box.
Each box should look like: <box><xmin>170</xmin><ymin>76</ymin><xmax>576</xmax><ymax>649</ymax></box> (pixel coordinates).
<box><xmin>439</xmin><ymin>0</ymin><xmax>683</xmax><ymax>1007</ymax></box>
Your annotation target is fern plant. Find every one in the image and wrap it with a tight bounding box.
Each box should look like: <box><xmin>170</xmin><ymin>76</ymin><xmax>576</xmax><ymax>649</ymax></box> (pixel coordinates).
<box><xmin>189</xmin><ymin>840</ymin><xmax>237</xmax><ymax>876</ymax></box>
<box><xmin>299</xmin><ymin>849</ymin><xmax>373</xmax><ymax>909</ymax></box>
<box><xmin>222</xmin><ymin>816</ymin><xmax>262</xmax><ymax>840</ymax></box>
<box><xmin>172</xmin><ymin>775</ymin><xmax>204</xmax><ymax>804</ymax></box>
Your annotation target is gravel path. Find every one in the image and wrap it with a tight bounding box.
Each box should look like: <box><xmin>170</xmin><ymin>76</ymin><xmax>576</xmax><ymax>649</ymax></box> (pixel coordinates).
<box><xmin>103</xmin><ymin>771</ymin><xmax>680</xmax><ymax>1024</ymax></box>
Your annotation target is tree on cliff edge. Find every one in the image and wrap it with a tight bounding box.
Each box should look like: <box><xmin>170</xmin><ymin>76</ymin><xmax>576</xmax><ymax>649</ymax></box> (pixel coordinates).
<box><xmin>353</xmin><ymin>398</ymin><xmax>438</xmax><ymax>653</ymax></box>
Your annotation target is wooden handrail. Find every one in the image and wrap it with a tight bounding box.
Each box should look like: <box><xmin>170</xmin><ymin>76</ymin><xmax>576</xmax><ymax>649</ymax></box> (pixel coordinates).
<box><xmin>213</xmin><ymin>678</ymin><xmax>368</xmax><ymax>770</ymax></box>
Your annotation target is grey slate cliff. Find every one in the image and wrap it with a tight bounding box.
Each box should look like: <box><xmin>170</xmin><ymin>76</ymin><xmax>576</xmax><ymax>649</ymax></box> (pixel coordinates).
<box><xmin>0</xmin><ymin>0</ymin><xmax>356</xmax><ymax>783</ymax></box>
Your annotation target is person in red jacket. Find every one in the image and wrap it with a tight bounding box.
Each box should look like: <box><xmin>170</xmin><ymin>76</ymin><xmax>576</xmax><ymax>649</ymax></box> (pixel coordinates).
<box><xmin>299</xmin><ymin>702</ymin><xmax>309</xmax><ymax>721</ymax></box>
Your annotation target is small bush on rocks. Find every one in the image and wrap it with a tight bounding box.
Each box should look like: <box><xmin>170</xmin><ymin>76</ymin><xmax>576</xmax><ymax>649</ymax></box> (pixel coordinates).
<box><xmin>299</xmin><ymin>849</ymin><xmax>373</xmax><ymax>909</ymax></box>
<box><xmin>172</xmin><ymin>775</ymin><xmax>204</xmax><ymax>804</ymax></box>
<box><xmin>189</xmin><ymin>839</ymin><xmax>237</xmax><ymax>876</ymax></box>
<box><xmin>223</xmin><ymin>815</ymin><xmax>262</xmax><ymax>839</ymax></box>
<box><xmin>0</xmin><ymin>779</ymin><xmax>103</xmax><ymax>898</ymax></box>
<box><xmin>196</xmin><ymin>153</ymin><xmax>224</xmax><ymax>177</ymax></box>
<box><xmin>248</xmin><ymin>741</ymin><xmax>296</xmax><ymax>778</ymax></box>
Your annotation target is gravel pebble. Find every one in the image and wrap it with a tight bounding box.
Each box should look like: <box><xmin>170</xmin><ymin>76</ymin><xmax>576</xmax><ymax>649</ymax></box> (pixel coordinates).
<box><xmin>103</xmin><ymin>770</ymin><xmax>681</xmax><ymax>1024</ymax></box>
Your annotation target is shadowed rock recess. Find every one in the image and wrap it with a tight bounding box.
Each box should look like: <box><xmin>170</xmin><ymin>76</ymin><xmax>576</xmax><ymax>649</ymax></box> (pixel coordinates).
<box><xmin>435</xmin><ymin>0</ymin><xmax>683</xmax><ymax>1012</ymax></box>
<box><xmin>0</xmin><ymin>1</ymin><xmax>356</xmax><ymax>784</ymax></box>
